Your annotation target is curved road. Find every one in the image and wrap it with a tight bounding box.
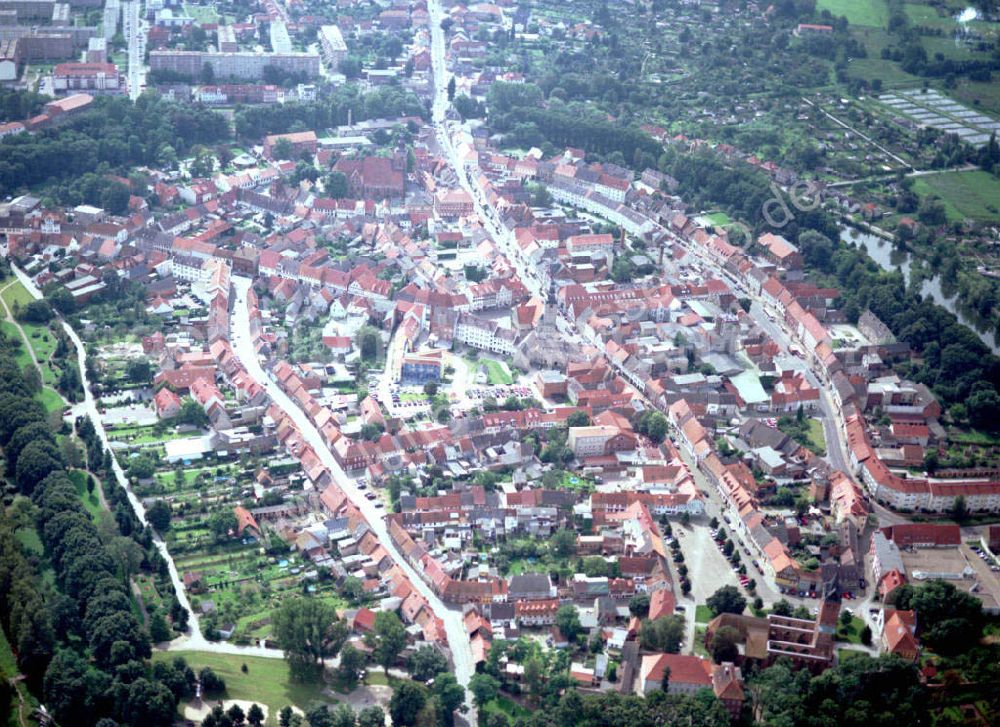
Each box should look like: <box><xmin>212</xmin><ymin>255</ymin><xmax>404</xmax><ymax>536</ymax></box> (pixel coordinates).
<box><xmin>228</xmin><ymin>278</ymin><xmax>476</xmax><ymax>705</ymax></box>
<box><xmin>13</xmin><ymin>266</ymin><xmax>289</xmax><ymax>659</ymax></box>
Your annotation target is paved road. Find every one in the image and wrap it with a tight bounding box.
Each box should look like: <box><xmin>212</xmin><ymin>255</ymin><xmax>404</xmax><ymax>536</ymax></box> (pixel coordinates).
<box><xmin>228</xmin><ymin>277</ymin><xmax>476</xmax><ymax>707</ymax></box>
<box><xmin>748</xmin><ymin>301</ymin><xmax>852</xmax><ymax>474</ymax></box>
<box><xmin>13</xmin><ymin>266</ymin><xmax>290</xmax><ymax>659</ymax></box>
<box><xmin>427</xmin><ymin>1</ymin><xmax>550</xmax><ymax>304</ymax></box>
<box><xmin>824</xmin><ymin>163</ymin><xmax>979</xmax><ymax>189</ymax></box>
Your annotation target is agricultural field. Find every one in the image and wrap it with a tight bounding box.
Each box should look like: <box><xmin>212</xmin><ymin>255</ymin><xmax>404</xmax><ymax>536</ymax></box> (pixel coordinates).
<box><xmin>911</xmin><ymin>170</ymin><xmax>1000</xmax><ymax>223</ymax></box>
<box><xmin>951</xmin><ymin>77</ymin><xmax>1000</xmax><ymax>118</ymax></box>
<box><xmin>817</xmin><ymin>0</ymin><xmax>889</xmax><ymax>27</ymax></box>
<box><xmin>904</xmin><ymin>2</ymin><xmax>994</xmax><ymax>32</ymax></box>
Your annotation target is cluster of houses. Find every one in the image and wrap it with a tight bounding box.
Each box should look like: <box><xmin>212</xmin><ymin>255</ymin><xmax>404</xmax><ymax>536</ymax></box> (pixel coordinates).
<box><xmin>4</xmin><ymin>2</ymin><xmax>999</xmax><ymax>708</ymax></box>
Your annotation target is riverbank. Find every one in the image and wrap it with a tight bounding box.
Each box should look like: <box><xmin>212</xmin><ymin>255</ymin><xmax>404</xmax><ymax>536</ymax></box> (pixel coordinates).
<box><xmin>839</xmin><ymin>225</ymin><xmax>999</xmax><ymax>353</ymax></box>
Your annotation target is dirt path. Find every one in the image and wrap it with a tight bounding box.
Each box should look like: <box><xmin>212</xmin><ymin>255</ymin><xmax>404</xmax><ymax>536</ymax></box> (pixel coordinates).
<box><xmin>69</xmin><ymin>465</ymin><xmax>149</xmax><ymax>628</ymax></box>
<box><xmin>68</xmin><ymin>466</ymin><xmax>110</xmax><ymax>511</ymax></box>
<box><xmin>7</xmin><ymin>675</ymin><xmax>32</xmax><ymax>727</ymax></box>
<box><xmin>131</xmin><ymin>580</ymin><xmax>151</xmax><ymax>629</ymax></box>
<box><xmin>0</xmin><ymin>282</ymin><xmax>48</xmax><ymax>381</ymax></box>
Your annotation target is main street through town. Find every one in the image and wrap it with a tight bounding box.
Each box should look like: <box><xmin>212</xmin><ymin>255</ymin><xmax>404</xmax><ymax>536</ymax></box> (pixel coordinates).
<box><xmin>426</xmin><ymin>0</ymin><xmax>886</xmax><ymax>647</ymax></box>
<box><xmin>229</xmin><ymin>277</ymin><xmax>477</xmax><ymax>713</ymax></box>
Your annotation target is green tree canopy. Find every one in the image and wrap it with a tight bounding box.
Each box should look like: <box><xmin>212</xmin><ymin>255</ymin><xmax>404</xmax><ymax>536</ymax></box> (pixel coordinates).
<box><xmin>271</xmin><ymin>597</ymin><xmax>348</xmax><ymax>680</ymax></box>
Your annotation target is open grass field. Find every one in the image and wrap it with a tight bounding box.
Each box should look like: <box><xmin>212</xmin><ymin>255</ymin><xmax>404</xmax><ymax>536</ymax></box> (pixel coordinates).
<box><xmin>922</xmin><ymin>35</ymin><xmax>981</xmax><ymax>62</ymax></box>
<box><xmin>911</xmin><ymin>170</ymin><xmax>1000</xmax><ymax>223</ymax></box>
<box><xmin>904</xmin><ymin>3</ymin><xmax>995</xmax><ymax>33</ymax></box>
<box><xmin>153</xmin><ymin>650</ymin><xmax>334</xmax><ymax>725</ymax></box>
<box><xmin>848</xmin><ymin>56</ymin><xmax>922</xmax><ymax>88</ymax></box>
<box><xmin>704</xmin><ymin>211</ymin><xmax>732</xmax><ymax>227</ymax></box>
<box><xmin>818</xmin><ymin>0</ymin><xmax>888</xmax><ymax>27</ymax></box>
<box><xmin>69</xmin><ymin>469</ymin><xmax>104</xmax><ymax>521</ymax></box>
<box><xmin>0</xmin><ymin>322</ymin><xmax>33</xmax><ymax>370</ymax></box>
<box><xmin>807</xmin><ymin>419</ymin><xmax>827</xmax><ymax>455</ymax></box>
<box><xmin>36</xmin><ymin>386</ymin><xmax>64</xmax><ymax>414</ymax></box>
<box><xmin>948</xmin><ymin>428</ymin><xmax>1000</xmax><ymax>446</ymax></box>
<box><xmin>484</xmin><ymin>359</ymin><xmax>514</xmax><ymax>385</ymax></box>
<box><xmin>695</xmin><ymin>604</ymin><xmax>714</xmax><ymax>624</ymax></box>
<box><xmin>0</xmin><ymin>281</ymin><xmax>34</xmax><ymax>311</ymax></box>
<box><xmin>106</xmin><ymin>423</ymin><xmax>202</xmax><ymax>445</ymax></box>
<box><xmin>848</xmin><ymin>26</ymin><xmax>924</xmax><ymax>87</ymax></box>
<box><xmin>21</xmin><ymin>323</ymin><xmax>56</xmax><ymax>369</ymax></box>
<box><xmin>182</xmin><ymin>3</ymin><xmax>220</xmax><ymax>24</ymax></box>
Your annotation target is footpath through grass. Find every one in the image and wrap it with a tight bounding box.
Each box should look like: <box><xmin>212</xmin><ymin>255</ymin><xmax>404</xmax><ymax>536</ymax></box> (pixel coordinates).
<box><xmin>69</xmin><ymin>470</ymin><xmax>104</xmax><ymax>522</ymax></box>
<box><xmin>153</xmin><ymin>650</ymin><xmax>334</xmax><ymax>723</ymax></box>
<box><xmin>0</xmin><ymin>281</ymin><xmax>33</xmax><ymax>311</ymax></box>
<box><xmin>0</xmin><ymin>625</ymin><xmax>39</xmax><ymax>727</ymax></box>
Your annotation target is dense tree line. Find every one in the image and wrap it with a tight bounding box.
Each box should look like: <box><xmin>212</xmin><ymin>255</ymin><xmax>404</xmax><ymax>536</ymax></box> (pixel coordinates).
<box><xmin>0</xmin><ymin>94</ymin><xmax>229</xmax><ymax>198</ymax></box>
<box><xmin>476</xmin><ymin>636</ymin><xmax>731</xmax><ymax>725</ymax></box>
<box><xmin>487</xmin><ymin>82</ymin><xmax>661</xmax><ymax>166</ymax></box>
<box><xmin>796</xmin><ymin>236</ymin><xmax>1000</xmax><ymax>428</ymax></box>
<box><xmin>887</xmin><ymin>580</ymin><xmax>984</xmax><ymax>656</ymax></box>
<box><xmin>750</xmin><ymin>655</ymin><xmax>927</xmax><ymax>726</ymax></box>
<box><xmin>0</xmin><ymin>275</ymin><xmax>189</xmax><ymax>724</ymax></box>
<box><xmin>0</xmin><ymin>89</ymin><xmax>46</xmax><ymax>122</ymax></box>
<box><xmin>505</xmin><ymin>688</ymin><xmax>731</xmax><ymax>727</ymax></box>
<box><xmin>234</xmin><ymin>85</ymin><xmax>426</xmax><ymax>139</ymax></box>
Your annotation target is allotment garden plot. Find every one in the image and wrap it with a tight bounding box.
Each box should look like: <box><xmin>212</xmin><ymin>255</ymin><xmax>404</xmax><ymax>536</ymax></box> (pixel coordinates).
<box><xmin>877</xmin><ymin>89</ymin><xmax>999</xmax><ymax>146</ymax></box>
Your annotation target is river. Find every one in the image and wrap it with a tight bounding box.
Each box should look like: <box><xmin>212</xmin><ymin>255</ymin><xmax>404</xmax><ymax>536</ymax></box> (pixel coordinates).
<box><xmin>840</xmin><ymin>227</ymin><xmax>999</xmax><ymax>353</ymax></box>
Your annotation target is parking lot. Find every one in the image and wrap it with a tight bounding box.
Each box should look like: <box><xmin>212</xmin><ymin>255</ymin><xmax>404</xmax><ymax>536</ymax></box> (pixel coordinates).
<box><xmin>902</xmin><ymin>544</ymin><xmax>1000</xmax><ymax>613</ymax></box>
<box><xmin>674</xmin><ymin>522</ymin><xmax>743</xmax><ymax>604</ymax></box>
<box><xmin>463</xmin><ymin>384</ymin><xmax>533</xmax><ymax>401</ymax></box>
